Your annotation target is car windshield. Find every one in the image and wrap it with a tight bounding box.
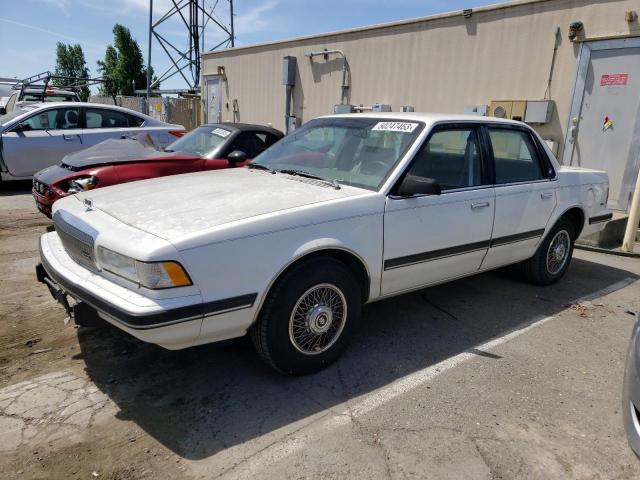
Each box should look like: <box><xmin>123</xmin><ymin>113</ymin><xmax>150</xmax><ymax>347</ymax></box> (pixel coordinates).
<box><xmin>0</xmin><ymin>107</ymin><xmax>37</xmax><ymax>127</ymax></box>
<box><xmin>251</xmin><ymin>117</ymin><xmax>424</xmax><ymax>190</ymax></box>
<box><xmin>165</xmin><ymin>125</ymin><xmax>232</xmax><ymax>156</ymax></box>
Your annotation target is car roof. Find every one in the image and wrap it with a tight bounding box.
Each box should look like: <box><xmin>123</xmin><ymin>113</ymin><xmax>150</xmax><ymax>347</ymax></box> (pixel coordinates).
<box><xmin>2</xmin><ymin>102</ymin><xmax>176</xmax><ymax>127</ymax></box>
<box><xmin>323</xmin><ymin>111</ymin><xmax>526</xmax><ymax>127</ymax></box>
<box><xmin>201</xmin><ymin>122</ymin><xmax>284</xmax><ymax>136</ymax></box>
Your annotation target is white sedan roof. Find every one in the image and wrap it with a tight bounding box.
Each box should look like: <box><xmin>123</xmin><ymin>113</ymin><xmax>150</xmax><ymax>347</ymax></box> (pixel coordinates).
<box><xmin>325</xmin><ymin>111</ymin><xmax>525</xmax><ymax>127</ymax></box>
<box><xmin>1</xmin><ymin>102</ymin><xmax>173</xmax><ymax>128</ymax></box>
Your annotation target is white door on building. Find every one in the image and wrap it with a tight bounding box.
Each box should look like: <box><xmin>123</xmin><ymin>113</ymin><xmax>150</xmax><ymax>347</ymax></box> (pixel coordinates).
<box><xmin>565</xmin><ymin>43</ymin><xmax>640</xmax><ymax>211</ymax></box>
<box><xmin>204</xmin><ymin>76</ymin><xmax>221</xmax><ymax>124</ymax></box>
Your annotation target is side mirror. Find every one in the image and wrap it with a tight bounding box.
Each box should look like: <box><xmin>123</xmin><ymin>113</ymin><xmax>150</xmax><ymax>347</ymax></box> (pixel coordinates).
<box><xmin>227</xmin><ymin>150</ymin><xmax>248</xmax><ymax>164</ymax></box>
<box><xmin>13</xmin><ymin>123</ymin><xmax>30</xmax><ymax>132</ymax></box>
<box><xmin>394</xmin><ymin>175</ymin><xmax>441</xmax><ymax>197</ymax></box>
<box><xmin>0</xmin><ymin>107</ymin><xmax>5</xmax><ymax>115</ymax></box>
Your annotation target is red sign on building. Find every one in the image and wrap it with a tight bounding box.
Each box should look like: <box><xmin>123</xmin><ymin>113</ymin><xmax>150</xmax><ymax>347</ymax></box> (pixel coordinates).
<box><xmin>601</xmin><ymin>73</ymin><xmax>628</xmax><ymax>86</ymax></box>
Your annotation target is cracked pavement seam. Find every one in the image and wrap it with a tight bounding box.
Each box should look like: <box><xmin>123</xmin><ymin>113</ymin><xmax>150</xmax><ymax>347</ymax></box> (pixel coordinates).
<box><xmin>0</xmin><ymin>370</ymin><xmax>112</xmax><ymax>452</ymax></box>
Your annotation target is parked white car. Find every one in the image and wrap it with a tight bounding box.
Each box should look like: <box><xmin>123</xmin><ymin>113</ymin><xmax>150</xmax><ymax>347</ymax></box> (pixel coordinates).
<box><xmin>37</xmin><ymin>113</ymin><xmax>611</xmax><ymax>374</ymax></box>
<box><xmin>0</xmin><ymin>102</ymin><xmax>185</xmax><ymax>180</ymax></box>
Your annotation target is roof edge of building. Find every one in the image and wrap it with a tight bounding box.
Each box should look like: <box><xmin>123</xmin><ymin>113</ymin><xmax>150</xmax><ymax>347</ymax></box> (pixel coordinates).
<box><xmin>202</xmin><ymin>0</ymin><xmax>551</xmax><ymax>58</ymax></box>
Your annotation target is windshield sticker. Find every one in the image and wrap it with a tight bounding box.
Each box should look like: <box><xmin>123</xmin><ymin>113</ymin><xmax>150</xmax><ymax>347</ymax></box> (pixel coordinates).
<box><xmin>372</xmin><ymin>122</ymin><xmax>419</xmax><ymax>133</ymax></box>
<box><xmin>212</xmin><ymin>128</ymin><xmax>231</xmax><ymax>138</ymax></box>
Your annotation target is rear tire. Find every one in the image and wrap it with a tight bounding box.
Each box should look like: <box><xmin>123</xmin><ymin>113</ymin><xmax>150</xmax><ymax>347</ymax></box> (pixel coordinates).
<box><xmin>250</xmin><ymin>257</ymin><xmax>361</xmax><ymax>375</ymax></box>
<box><xmin>521</xmin><ymin>218</ymin><xmax>575</xmax><ymax>285</ymax></box>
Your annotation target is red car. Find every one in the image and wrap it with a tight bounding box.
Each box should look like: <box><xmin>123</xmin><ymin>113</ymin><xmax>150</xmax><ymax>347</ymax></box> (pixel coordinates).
<box><xmin>32</xmin><ymin>123</ymin><xmax>283</xmax><ymax>217</ymax></box>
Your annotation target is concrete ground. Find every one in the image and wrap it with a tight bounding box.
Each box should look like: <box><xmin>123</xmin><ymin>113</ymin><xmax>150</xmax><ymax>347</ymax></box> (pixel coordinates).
<box><xmin>1</xmin><ymin>182</ymin><xmax>639</xmax><ymax>479</ymax></box>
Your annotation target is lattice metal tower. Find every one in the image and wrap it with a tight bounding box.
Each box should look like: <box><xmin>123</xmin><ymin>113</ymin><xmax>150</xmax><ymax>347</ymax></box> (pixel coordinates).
<box><xmin>146</xmin><ymin>0</ymin><xmax>234</xmax><ymax>93</ymax></box>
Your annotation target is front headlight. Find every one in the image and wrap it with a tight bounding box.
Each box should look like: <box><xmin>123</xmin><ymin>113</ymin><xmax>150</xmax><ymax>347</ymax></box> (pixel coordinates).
<box><xmin>68</xmin><ymin>175</ymin><xmax>98</xmax><ymax>194</ymax></box>
<box><xmin>97</xmin><ymin>247</ymin><xmax>192</xmax><ymax>289</ymax></box>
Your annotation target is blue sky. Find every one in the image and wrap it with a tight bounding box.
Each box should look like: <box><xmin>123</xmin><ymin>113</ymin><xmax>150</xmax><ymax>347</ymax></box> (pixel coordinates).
<box><xmin>0</xmin><ymin>0</ymin><xmax>509</xmax><ymax>91</ymax></box>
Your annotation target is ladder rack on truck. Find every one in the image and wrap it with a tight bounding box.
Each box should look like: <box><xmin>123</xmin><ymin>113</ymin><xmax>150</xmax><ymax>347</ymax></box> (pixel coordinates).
<box><xmin>12</xmin><ymin>71</ymin><xmax>109</xmax><ymax>102</ymax></box>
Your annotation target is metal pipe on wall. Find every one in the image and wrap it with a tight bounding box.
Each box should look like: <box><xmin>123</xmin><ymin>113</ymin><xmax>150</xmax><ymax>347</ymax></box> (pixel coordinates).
<box><xmin>305</xmin><ymin>49</ymin><xmax>348</xmax><ymax>105</ymax></box>
<box><xmin>284</xmin><ymin>84</ymin><xmax>292</xmax><ymax>134</ymax></box>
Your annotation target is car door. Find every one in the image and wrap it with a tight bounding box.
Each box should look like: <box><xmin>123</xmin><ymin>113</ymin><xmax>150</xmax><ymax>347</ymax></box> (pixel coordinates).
<box><xmin>480</xmin><ymin>125</ymin><xmax>557</xmax><ymax>270</ymax></box>
<box><xmin>1</xmin><ymin>106</ymin><xmax>82</xmax><ymax>177</ymax></box>
<box><xmin>382</xmin><ymin>124</ymin><xmax>495</xmax><ymax>296</ymax></box>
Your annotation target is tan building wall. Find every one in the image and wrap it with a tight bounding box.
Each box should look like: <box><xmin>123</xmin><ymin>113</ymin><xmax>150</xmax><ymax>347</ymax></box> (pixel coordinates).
<box><xmin>202</xmin><ymin>0</ymin><xmax>640</xmax><ymax>159</ymax></box>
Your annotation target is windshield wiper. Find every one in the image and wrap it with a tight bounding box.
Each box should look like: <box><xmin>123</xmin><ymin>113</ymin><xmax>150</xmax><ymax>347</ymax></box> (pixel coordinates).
<box><xmin>277</xmin><ymin>169</ymin><xmax>340</xmax><ymax>189</ymax></box>
<box><xmin>246</xmin><ymin>163</ymin><xmax>274</xmax><ymax>173</ymax></box>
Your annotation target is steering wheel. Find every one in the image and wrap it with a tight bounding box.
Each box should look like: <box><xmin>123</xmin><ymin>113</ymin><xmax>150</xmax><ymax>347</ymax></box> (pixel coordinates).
<box><xmin>361</xmin><ymin>160</ymin><xmax>389</xmax><ymax>176</ymax></box>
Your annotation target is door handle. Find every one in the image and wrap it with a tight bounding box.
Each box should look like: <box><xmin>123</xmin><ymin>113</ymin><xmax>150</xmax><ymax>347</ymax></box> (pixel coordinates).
<box><xmin>540</xmin><ymin>192</ymin><xmax>554</xmax><ymax>199</ymax></box>
<box><xmin>62</xmin><ymin>134</ymin><xmax>76</xmax><ymax>141</ymax></box>
<box><xmin>471</xmin><ymin>201</ymin><xmax>490</xmax><ymax>209</ymax></box>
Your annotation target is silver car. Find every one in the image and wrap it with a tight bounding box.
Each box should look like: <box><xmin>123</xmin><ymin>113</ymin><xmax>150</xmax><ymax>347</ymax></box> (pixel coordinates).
<box><xmin>623</xmin><ymin>313</ymin><xmax>640</xmax><ymax>456</ymax></box>
<box><xmin>0</xmin><ymin>102</ymin><xmax>185</xmax><ymax>180</ymax></box>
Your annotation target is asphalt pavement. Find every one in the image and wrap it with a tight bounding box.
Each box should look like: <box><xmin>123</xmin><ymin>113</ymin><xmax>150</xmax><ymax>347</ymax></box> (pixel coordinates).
<box><xmin>0</xmin><ymin>184</ymin><xmax>639</xmax><ymax>479</ymax></box>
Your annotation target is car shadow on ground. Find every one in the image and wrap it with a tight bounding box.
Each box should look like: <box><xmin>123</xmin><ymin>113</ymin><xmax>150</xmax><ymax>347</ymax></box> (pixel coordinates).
<box><xmin>0</xmin><ymin>180</ymin><xmax>32</xmax><ymax>196</ymax></box>
<box><xmin>76</xmin><ymin>257</ymin><xmax>638</xmax><ymax>460</ymax></box>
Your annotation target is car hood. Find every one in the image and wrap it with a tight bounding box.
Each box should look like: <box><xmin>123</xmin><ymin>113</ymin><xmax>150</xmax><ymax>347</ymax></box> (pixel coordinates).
<box><xmin>35</xmin><ymin>164</ymin><xmax>76</xmax><ymax>185</ymax></box>
<box><xmin>62</xmin><ymin>137</ymin><xmax>182</xmax><ymax>168</ymax></box>
<box><xmin>70</xmin><ymin>168</ymin><xmax>368</xmax><ymax>242</ymax></box>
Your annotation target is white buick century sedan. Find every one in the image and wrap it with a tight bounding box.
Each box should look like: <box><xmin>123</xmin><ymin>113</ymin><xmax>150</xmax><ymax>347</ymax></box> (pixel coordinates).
<box><xmin>37</xmin><ymin>113</ymin><xmax>611</xmax><ymax>374</ymax></box>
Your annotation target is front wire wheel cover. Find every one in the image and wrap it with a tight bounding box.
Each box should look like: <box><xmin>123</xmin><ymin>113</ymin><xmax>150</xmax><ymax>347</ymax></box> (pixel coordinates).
<box><xmin>288</xmin><ymin>283</ymin><xmax>347</xmax><ymax>355</ymax></box>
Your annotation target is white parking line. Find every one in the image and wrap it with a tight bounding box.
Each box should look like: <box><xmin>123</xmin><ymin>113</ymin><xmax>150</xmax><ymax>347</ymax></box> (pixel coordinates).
<box><xmin>222</xmin><ymin>277</ymin><xmax>639</xmax><ymax>476</ymax></box>
<box><xmin>222</xmin><ymin>315</ymin><xmax>556</xmax><ymax>477</ymax></box>
<box><xmin>349</xmin><ymin>314</ymin><xmax>556</xmax><ymax>419</ymax></box>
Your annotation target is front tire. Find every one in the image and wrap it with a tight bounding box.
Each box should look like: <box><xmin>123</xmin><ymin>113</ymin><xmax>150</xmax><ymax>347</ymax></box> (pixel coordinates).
<box><xmin>250</xmin><ymin>257</ymin><xmax>362</xmax><ymax>375</ymax></box>
<box><xmin>521</xmin><ymin>218</ymin><xmax>575</xmax><ymax>285</ymax></box>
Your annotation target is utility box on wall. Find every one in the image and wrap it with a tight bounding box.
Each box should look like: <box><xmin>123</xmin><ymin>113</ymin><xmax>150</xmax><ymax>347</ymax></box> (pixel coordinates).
<box><xmin>371</xmin><ymin>103</ymin><xmax>392</xmax><ymax>112</ymax></box>
<box><xmin>282</xmin><ymin>56</ymin><xmax>297</xmax><ymax>86</ymax></box>
<box><xmin>489</xmin><ymin>100</ymin><xmax>527</xmax><ymax>121</ymax></box>
<box><xmin>489</xmin><ymin>100</ymin><xmax>554</xmax><ymax>124</ymax></box>
<box><xmin>524</xmin><ymin>100</ymin><xmax>554</xmax><ymax>124</ymax></box>
<box><xmin>287</xmin><ymin>116</ymin><xmax>300</xmax><ymax>131</ymax></box>
<box><xmin>334</xmin><ymin>104</ymin><xmax>356</xmax><ymax>114</ymax></box>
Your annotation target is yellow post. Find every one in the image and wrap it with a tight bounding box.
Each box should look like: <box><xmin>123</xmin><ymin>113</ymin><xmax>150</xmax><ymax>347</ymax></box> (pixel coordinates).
<box><xmin>622</xmin><ymin>169</ymin><xmax>640</xmax><ymax>252</ymax></box>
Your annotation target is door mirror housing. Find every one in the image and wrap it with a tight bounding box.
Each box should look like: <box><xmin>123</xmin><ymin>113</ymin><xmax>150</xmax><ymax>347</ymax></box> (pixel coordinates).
<box><xmin>394</xmin><ymin>175</ymin><xmax>441</xmax><ymax>197</ymax></box>
<box><xmin>0</xmin><ymin>107</ymin><xmax>5</xmax><ymax>115</ymax></box>
<box><xmin>227</xmin><ymin>150</ymin><xmax>248</xmax><ymax>164</ymax></box>
<box><xmin>12</xmin><ymin>123</ymin><xmax>31</xmax><ymax>133</ymax></box>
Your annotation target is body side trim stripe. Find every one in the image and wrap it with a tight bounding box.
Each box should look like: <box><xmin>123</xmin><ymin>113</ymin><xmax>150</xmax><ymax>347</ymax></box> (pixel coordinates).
<box><xmin>589</xmin><ymin>213</ymin><xmax>613</xmax><ymax>224</ymax></box>
<box><xmin>384</xmin><ymin>240</ymin><xmax>490</xmax><ymax>270</ymax></box>
<box><xmin>384</xmin><ymin>228</ymin><xmax>545</xmax><ymax>270</ymax></box>
<box><xmin>489</xmin><ymin>228</ymin><xmax>545</xmax><ymax>247</ymax></box>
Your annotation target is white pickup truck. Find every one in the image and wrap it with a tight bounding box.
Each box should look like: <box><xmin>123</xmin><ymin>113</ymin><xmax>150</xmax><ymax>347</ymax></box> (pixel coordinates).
<box><xmin>37</xmin><ymin>113</ymin><xmax>611</xmax><ymax>375</ymax></box>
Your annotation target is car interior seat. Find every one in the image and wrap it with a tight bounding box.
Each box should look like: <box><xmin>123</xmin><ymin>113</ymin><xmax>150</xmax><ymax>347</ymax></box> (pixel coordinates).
<box><xmin>64</xmin><ymin>110</ymin><xmax>78</xmax><ymax>129</ymax></box>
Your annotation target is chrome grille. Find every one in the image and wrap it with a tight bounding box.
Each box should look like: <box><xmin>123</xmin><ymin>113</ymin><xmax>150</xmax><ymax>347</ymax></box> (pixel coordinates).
<box><xmin>52</xmin><ymin>211</ymin><xmax>96</xmax><ymax>270</ymax></box>
<box><xmin>33</xmin><ymin>179</ymin><xmax>51</xmax><ymax>197</ymax></box>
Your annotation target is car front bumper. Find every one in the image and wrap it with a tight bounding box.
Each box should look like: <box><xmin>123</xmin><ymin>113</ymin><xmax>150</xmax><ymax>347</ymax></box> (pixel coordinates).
<box><xmin>623</xmin><ymin>314</ymin><xmax>640</xmax><ymax>457</ymax></box>
<box><xmin>32</xmin><ymin>185</ymin><xmax>68</xmax><ymax>218</ymax></box>
<box><xmin>37</xmin><ymin>232</ymin><xmax>256</xmax><ymax>349</ymax></box>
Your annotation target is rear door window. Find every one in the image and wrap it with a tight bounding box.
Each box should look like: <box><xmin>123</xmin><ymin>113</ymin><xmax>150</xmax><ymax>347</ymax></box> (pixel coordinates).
<box><xmin>488</xmin><ymin>128</ymin><xmax>544</xmax><ymax>183</ymax></box>
<box><xmin>85</xmin><ymin>108</ymin><xmax>138</xmax><ymax>128</ymax></box>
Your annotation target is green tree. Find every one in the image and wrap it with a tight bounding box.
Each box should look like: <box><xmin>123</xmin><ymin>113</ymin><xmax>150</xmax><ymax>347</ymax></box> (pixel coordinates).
<box><xmin>53</xmin><ymin>43</ymin><xmax>90</xmax><ymax>101</ymax></box>
<box><xmin>97</xmin><ymin>24</ymin><xmax>156</xmax><ymax>96</ymax></box>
